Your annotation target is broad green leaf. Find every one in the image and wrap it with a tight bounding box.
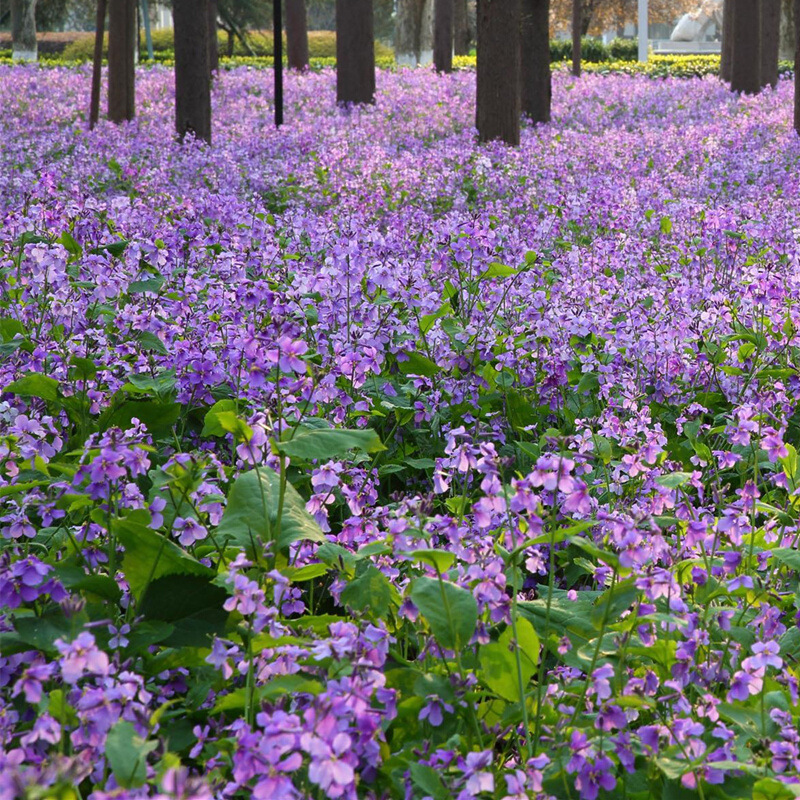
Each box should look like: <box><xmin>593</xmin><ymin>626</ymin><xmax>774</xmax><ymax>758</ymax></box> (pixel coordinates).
<box><xmin>410</xmin><ymin>576</ymin><xmax>477</xmax><ymax>651</ymax></box>
<box><xmin>122</xmin><ymin>371</ymin><xmax>176</xmax><ymax>396</ymax></box>
<box><xmin>660</xmin><ymin>216</ymin><xmax>672</xmax><ymax>234</ymax></box>
<box><xmin>479</xmin><ymin>617</ymin><xmax>539</xmax><ymax>702</ymax></box>
<box><xmin>216</xmin><ymin>467</ymin><xmax>326</xmax><ymax>554</ymax></box>
<box><xmin>201</xmin><ymin>399</ymin><xmax>239</xmax><ymax>437</ymax></box>
<box><xmin>105</xmin><ymin>400</ymin><xmax>182</xmax><ymax>436</ymax></box>
<box><xmin>115</xmin><ymin>517</ymin><xmax>213</xmax><ymax>601</ymax></box>
<box><xmin>105</xmin><ymin>721</ymin><xmax>157</xmax><ymax>789</ymax></box>
<box><xmin>138</xmin><ymin>331</ymin><xmax>168</xmax><ymax>355</ymax></box>
<box><xmin>128</xmin><ymin>276</ymin><xmax>165</xmax><ymax>294</ymax></box>
<box><xmin>753</xmin><ymin>778</ymin><xmax>800</xmax><ymax>800</ymax></box>
<box><xmin>212</xmin><ymin>675</ymin><xmax>322</xmax><ymax>713</ymax></box>
<box><xmin>409</xmin><ymin>763</ymin><xmax>449</xmax><ymax>800</ymax></box>
<box><xmin>58</xmin><ymin>230</ymin><xmax>82</xmax><ymax>257</ymax></box>
<box><xmin>5</xmin><ymin>373</ymin><xmax>60</xmax><ymax>402</ymax></box>
<box><xmin>278</xmin><ymin>427</ymin><xmax>385</xmax><ymax>460</ymax></box>
<box><xmin>398</xmin><ymin>351</ymin><xmax>441</xmax><ymax>377</ymax></box>
<box><xmin>405</xmin><ymin>549</ymin><xmax>455</xmax><ymax>573</ymax></box>
<box><xmin>479</xmin><ymin>262</ymin><xmax>519</xmax><ymax>280</ymax></box>
<box><xmin>340</xmin><ymin>565</ymin><xmax>394</xmax><ymax>618</ymax></box>
<box><xmin>655</xmin><ymin>472</ymin><xmax>693</xmax><ymax>489</ymax></box>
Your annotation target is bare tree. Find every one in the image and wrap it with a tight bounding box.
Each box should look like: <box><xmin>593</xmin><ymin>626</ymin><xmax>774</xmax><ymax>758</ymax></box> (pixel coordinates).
<box><xmin>571</xmin><ymin>0</ymin><xmax>581</xmax><ymax>75</ymax></box>
<box><xmin>521</xmin><ymin>0</ymin><xmax>551</xmax><ymax>123</ymax></box>
<box><xmin>434</xmin><ymin>0</ymin><xmax>453</xmax><ymax>72</ymax></box>
<box><xmin>721</xmin><ymin>0</ymin><xmax>733</xmax><ymax>81</ymax></box>
<box><xmin>730</xmin><ymin>0</ymin><xmax>761</xmax><ymax>93</ymax></box>
<box><xmin>760</xmin><ymin>0</ymin><xmax>780</xmax><ymax>88</ymax></box>
<box><xmin>476</xmin><ymin>0</ymin><xmax>520</xmax><ymax>144</ymax></box>
<box><xmin>208</xmin><ymin>0</ymin><xmax>219</xmax><ymax>74</ymax></box>
<box><xmin>286</xmin><ymin>0</ymin><xmax>310</xmax><ymax>70</ymax></box>
<box><xmin>11</xmin><ymin>0</ymin><xmax>37</xmax><ymax>62</ymax></box>
<box><xmin>336</xmin><ymin>0</ymin><xmax>375</xmax><ymax>104</ymax></box>
<box><xmin>174</xmin><ymin>0</ymin><xmax>211</xmax><ymax>142</ymax></box>
<box><xmin>453</xmin><ymin>0</ymin><xmax>470</xmax><ymax>53</ymax></box>
<box><xmin>108</xmin><ymin>0</ymin><xmax>135</xmax><ymax>122</ymax></box>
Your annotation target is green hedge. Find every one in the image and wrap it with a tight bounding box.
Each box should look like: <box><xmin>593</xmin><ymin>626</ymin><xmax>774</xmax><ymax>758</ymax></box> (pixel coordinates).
<box><xmin>60</xmin><ymin>29</ymin><xmax>393</xmax><ymax>61</ymax></box>
<box><xmin>548</xmin><ymin>37</ymin><xmax>638</xmax><ymax>63</ymax></box>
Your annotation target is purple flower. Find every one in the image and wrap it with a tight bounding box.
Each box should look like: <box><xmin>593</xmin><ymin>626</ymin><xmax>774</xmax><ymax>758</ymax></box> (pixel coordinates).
<box><xmin>419</xmin><ymin>694</ymin><xmax>454</xmax><ymax>727</ymax></box>
<box><xmin>307</xmin><ymin>733</ymin><xmax>355</xmax><ymax>797</ymax></box>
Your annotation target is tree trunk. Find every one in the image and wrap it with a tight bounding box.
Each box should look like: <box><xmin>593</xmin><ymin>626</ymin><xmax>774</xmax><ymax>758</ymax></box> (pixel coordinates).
<box><xmin>794</xmin><ymin>0</ymin><xmax>800</xmax><ymax>132</ymax></box>
<box><xmin>174</xmin><ymin>0</ymin><xmax>211</xmax><ymax>143</ymax></box>
<box><xmin>11</xmin><ymin>0</ymin><xmax>37</xmax><ymax>62</ymax></box>
<box><xmin>571</xmin><ymin>0</ymin><xmax>581</xmax><ymax>75</ymax></box>
<box><xmin>286</xmin><ymin>0</ymin><xmax>309</xmax><ymax>70</ymax></box>
<box><xmin>521</xmin><ymin>0</ymin><xmax>550</xmax><ymax>124</ymax></box>
<box><xmin>721</xmin><ymin>0</ymin><xmax>733</xmax><ymax>81</ymax></box>
<box><xmin>760</xmin><ymin>0</ymin><xmax>780</xmax><ymax>87</ymax></box>
<box><xmin>108</xmin><ymin>0</ymin><xmax>136</xmax><ymax>122</ymax></box>
<box><xmin>396</xmin><ymin>0</ymin><xmax>423</xmax><ymax>65</ymax></box>
<box><xmin>453</xmin><ymin>0</ymin><xmax>469</xmax><ymax>54</ymax></box>
<box><xmin>434</xmin><ymin>0</ymin><xmax>453</xmax><ymax>72</ymax></box>
<box><xmin>336</xmin><ymin>0</ymin><xmax>375</xmax><ymax>104</ymax></box>
<box><xmin>89</xmin><ymin>0</ymin><xmax>107</xmax><ymax>128</ymax></box>
<box><xmin>730</xmin><ymin>0</ymin><xmax>761</xmax><ymax>93</ymax></box>
<box><xmin>779</xmin><ymin>0</ymin><xmax>794</xmax><ymax>60</ymax></box>
<box><xmin>208</xmin><ymin>0</ymin><xmax>219</xmax><ymax>74</ymax></box>
<box><xmin>476</xmin><ymin>0</ymin><xmax>520</xmax><ymax>145</ymax></box>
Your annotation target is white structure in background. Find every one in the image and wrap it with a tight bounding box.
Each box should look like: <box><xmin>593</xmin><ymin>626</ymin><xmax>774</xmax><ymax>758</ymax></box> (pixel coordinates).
<box><xmin>670</xmin><ymin>0</ymin><xmax>722</xmax><ymax>40</ymax></box>
<box><xmin>151</xmin><ymin>2</ymin><xmax>173</xmax><ymax>29</ymax></box>
<box><xmin>638</xmin><ymin>0</ymin><xmax>648</xmax><ymax>60</ymax></box>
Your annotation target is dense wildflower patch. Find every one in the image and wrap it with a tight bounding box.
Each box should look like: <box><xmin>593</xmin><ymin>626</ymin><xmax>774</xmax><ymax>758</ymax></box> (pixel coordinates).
<box><xmin>2</xmin><ymin>65</ymin><xmax>800</xmax><ymax>799</ymax></box>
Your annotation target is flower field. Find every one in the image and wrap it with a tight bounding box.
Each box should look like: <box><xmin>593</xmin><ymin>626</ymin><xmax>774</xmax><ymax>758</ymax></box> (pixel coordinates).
<box><xmin>2</xmin><ymin>64</ymin><xmax>800</xmax><ymax>799</ymax></box>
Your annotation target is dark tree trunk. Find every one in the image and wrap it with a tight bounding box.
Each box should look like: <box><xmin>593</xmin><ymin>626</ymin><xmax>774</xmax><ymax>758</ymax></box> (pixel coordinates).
<box><xmin>476</xmin><ymin>0</ymin><xmax>520</xmax><ymax>145</ymax></box>
<box><xmin>108</xmin><ymin>0</ymin><xmax>136</xmax><ymax>122</ymax></box>
<box><xmin>274</xmin><ymin>0</ymin><xmax>283</xmax><ymax>126</ymax></box>
<box><xmin>208</xmin><ymin>0</ymin><xmax>219</xmax><ymax>74</ymax></box>
<box><xmin>780</xmin><ymin>0</ymin><xmax>794</xmax><ymax>60</ymax></box>
<box><xmin>760</xmin><ymin>0</ymin><xmax>780</xmax><ymax>87</ymax></box>
<box><xmin>434</xmin><ymin>0</ymin><xmax>453</xmax><ymax>72</ymax></box>
<box><xmin>721</xmin><ymin>0</ymin><xmax>733</xmax><ymax>81</ymax></box>
<box><xmin>336</xmin><ymin>0</ymin><xmax>375</xmax><ymax>104</ymax></box>
<box><xmin>571</xmin><ymin>0</ymin><xmax>581</xmax><ymax>75</ymax></box>
<box><xmin>795</xmin><ymin>0</ymin><xmax>800</xmax><ymax>133</ymax></box>
<box><xmin>174</xmin><ymin>0</ymin><xmax>211</xmax><ymax>143</ymax></box>
<box><xmin>286</xmin><ymin>0</ymin><xmax>309</xmax><ymax>70</ymax></box>
<box><xmin>521</xmin><ymin>0</ymin><xmax>550</xmax><ymax>124</ymax></box>
<box><xmin>731</xmin><ymin>0</ymin><xmax>761</xmax><ymax>93</ymax></box>
<box><xmin>11</xmin><ymin>0</ymin><xmax>37</xmax><ymax>61</ymax></box>
<box><xmin>90</xmin><ymin>0</ymin><xmax>107</xmax><ymax>128</ymax></box>
<box><xmin>453</xmin><ymin>0</ymin><xmax>469</xmax><ymax>54</ymax></box>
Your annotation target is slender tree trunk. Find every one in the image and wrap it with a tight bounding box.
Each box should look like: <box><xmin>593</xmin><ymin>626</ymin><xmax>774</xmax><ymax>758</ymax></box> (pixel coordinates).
<box><xmin>108</xmin><ymin>0</ymin><xmax>136</xmax><ymax>122</ymax></box>
<box><xmin>11</xmin><ymin>0</ymin><xmax>37</xmax><ymax>62</ymax></box>
<box><xmin>453</xmin><ymin>0</ymin><xmax>469</xmax><ymax>54</ymax></box>
<box><xmin>419</xmin><ymin>0</ymin><xmax>434</xmax><ymax>64</ymax></box>
<box><xmin>780</xmin><ymin>0</ymin><xmax>794</xmax><ymax>60</ymax></box>
<box><xmin>521</xmin><ymin>0</ymin><xmax>551</xmax><ymax>124</ymax></box>
<box><xmin>760</xmin><ymin>0</ymin><xmax>780</xmax><ymax>87</ymax></box>
<box><xmin>721</xmin><ymin>0</ymin><xmax>733</xmax><ymax>81</ymax></box>
<box><xmin>208</xmin><ymin>0</ymin><xmax>219</xmax><ymax>73</ymax></box>
<box><xmin>336</xmin><ymin>0</ymin><xmax>375</xmax><ymax>104</ymax></box>
<box><xmin>434</xmin><ymin>0</ymin><xmax>453</xmax><ymax>72</ymax></box>
<box><xmin>286</xmin><ymin>0</ymin><xmax>309</xmax><ymax>70</ymax></box>
<box><xmin>730</xmin><ymin>0</ymin><xmax>761</xmax><ymax>93</ymax></box>
<box><xmin>476</xmin><ymin>0</ymin><xmax>520</xmax><ymax>145</ymax></box>
<box><xmin>90</xmin><ymin>0</ymin><xmax>107</xmax><ymax>128</ymax></box>
<box><xmin>174</xmin><ymin>0</ymin><xmax>211</xmax><ymax>142</ymax></box>
<box><xmin>274</xmin><ymin>0</ymin><xmax>283</xmax><ymax>126</ymax></box>
<box><xmin>396</xmin><ymin>0</ymin><xmax>422</xmax><ymax>65</ymax></box>
<box><xmin>794</xmin><ymin>0</ymin><xmax>800</xmax><ymax>132</ymax></box>
<box><xmin>571</xmin><ymin>0</ymin><xmax>581</xmax><ymax>76</ymax></box>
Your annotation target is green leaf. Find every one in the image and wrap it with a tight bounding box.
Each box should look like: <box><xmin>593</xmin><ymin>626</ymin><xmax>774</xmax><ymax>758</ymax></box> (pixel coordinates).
<box><xmin>138</xmin><ymin>331</ymin><xmax>168</xmax><ymax>355</ymax></box>
<box><xmin>216</xmin><ymin>467</ymin><xmax>326</xmax><ymax>554</ymax></box>
<box><xmin>753</xmin><ymin>778</ymin><xmax>800</xmax><ymax>800</ymax></box>
<box><xmin>5</xmin><ymin>373</ymin><xmax>60</xmax><ymax>402</ymax></box>
<box><xmin>54</xmin><ymin>564</ymin><xmax>122</xmax><ymax>602</ymax></box>
<box><xmin>105</xmin><ymin>400</ymin><xmax>182</xmax><ymax>436</ymax></box>
<box><xmin>479</xmin><ymin>262</ymin><xmax>519</xmax><ymax>280</ymax></box>
<box><xmin>278</xmin><ymin>427</ymin><xmax>386</xmax><ymax>460</ymax></box>
<box><xmin>68</xmin><ymin>356</ymin><xmax>98</xmax><ymax>381</ymax></box>
<box><xmin>655</xmin><ymin>472</ymin><xmax>693</xmax><ymax>489</ymax></box>
<box><xmin>128</xmin><ymin>276</ymin><xmax>165</xmax><ymax>294</ymax></box>
<box><xmin>405</xmin><ymin>549</ymin><xmax>456</xmax><ymax>573</ymax></box>
<box><xmin>660</xmin><ymin>216</ymin><xmax>673</xmax><ymax>234</ymax></box>
<box><xmin>410</xmin><ymin>576</ymin><xmax>477</xmax><ymax>651</ymax></box>
<box><xmin>122</xmin><ymin>371</ymin><xmax>176</xmax><ymax>396</ymax></box>
<box><xmin>212</xmin><ymin>675</ymin><xmax>323</xmax><ymax>714</ymax></box>
<box><xmin>340</xmin><ymin>565</ymin><xmax>394</xmax><ymax>618</ymax></box>
<box><xmin>201</xmin><ymin>399</ymin><xmax>239</xmax><ymax>437</ymax></box>
<box><xmin>398</xmin><ymin>351</ymin><xmax>442</xmax><ymax>377</ymax></box>
<box><xmin>115</xmin><ymin>517</ymin><xmax>214</xmax><ymax>602</ymax></box>
<box><xmin>409</xmin><ymin>763</ymin><xmax>449</xmax><ymax>800</ymax></box>
<box><xmin>58</xmin><ymin>231</ymin><xmax>82</xmax><ymax>258</ymax></box>
<box><xmin>138</xmin><ymin>574</ymin><xmax>228</xmax><ymax>648</ymax></box>
<box><xmin>479</xmin><ymin>617</ymin><xmax>539</xmax><ymax>702</ymax></box>
<box><xmin>105</xmin><ymin>721</ymin><xmax>157</xmax><ymax>789</ymax></box>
